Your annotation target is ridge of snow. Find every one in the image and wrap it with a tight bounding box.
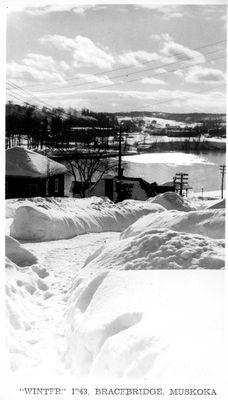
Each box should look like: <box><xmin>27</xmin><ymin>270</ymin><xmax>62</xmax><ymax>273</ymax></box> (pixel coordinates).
<box><xmin>150</xmin><ymin>191</ymin><xmax>196</xmax><ymax>211</ymax></box>
<box><xmin>9</xmin><ymin>198</ymin><xmax>165</xmax><ymax>241</ymax></box>
<box><xmin>122</xmin><ymin>209</ymin><xmax>225</xmax><ymax>240</ymax></box>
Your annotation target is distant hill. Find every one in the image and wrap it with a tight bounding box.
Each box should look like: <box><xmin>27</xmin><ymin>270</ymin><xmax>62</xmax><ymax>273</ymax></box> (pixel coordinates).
<box><xmin>114</xmin><ymin>112</ymin><xmax>226</xmax><ymax>123</ymax></box>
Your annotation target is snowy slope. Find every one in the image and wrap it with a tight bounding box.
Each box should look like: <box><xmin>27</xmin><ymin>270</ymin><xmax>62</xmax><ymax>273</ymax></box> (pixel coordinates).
<box><xmin>65</xmin><ymin>270</ymin><xmax>224</xmax><ymax>380</ymax></box>
<box><xmin>4</xmin><ymin>193</ymin><xmax>225</xmax><ymax>384</ymax></box>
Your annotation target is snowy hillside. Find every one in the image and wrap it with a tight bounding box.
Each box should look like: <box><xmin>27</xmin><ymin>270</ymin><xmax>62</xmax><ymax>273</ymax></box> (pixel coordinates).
<box><xmin>118</xmin><ymin>116</ymin><xmax>196</xmax><ymax>128</ymax></box>
<box><xmin>5</xmin><ymin>193</ymin><xmax>225</xmax><ymax>384</ymax></box>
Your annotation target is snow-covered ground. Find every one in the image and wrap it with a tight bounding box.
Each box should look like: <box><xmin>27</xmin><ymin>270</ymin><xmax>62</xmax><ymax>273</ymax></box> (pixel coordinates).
<box><xmin>4</xmin><ymin>193</ymin><xmax>225</xmax><ymax>389</ymax></box>
<box><xmin>118</xmin><ymin>116</ymin><xmax>196</xmax><ymax>128</ymax></box>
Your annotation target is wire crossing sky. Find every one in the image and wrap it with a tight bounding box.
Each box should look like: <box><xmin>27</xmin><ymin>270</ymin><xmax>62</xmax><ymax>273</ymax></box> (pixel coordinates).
<box><xmin>6</xmin><ymin>4</ymin><xmax>227</xmax><ymax>113</ymax></box>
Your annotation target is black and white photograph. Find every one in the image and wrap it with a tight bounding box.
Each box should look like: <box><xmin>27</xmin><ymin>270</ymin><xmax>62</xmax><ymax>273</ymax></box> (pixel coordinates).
<box><xmin>2</xmin><ymin>1</ymin><xmax>226</xmax><ymax>399</ymax></box>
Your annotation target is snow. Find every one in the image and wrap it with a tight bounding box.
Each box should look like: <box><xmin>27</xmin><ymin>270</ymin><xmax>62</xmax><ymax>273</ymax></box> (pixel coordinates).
<box><xmin>6</xmin><ymin>235</ymin><xmax>38</xmax><ymax>267</ymax></box>
<box><xmin>64</xmin><ymin>271</ymin><xmax>224</xmax><ymax>380</ymax></box>
<box><xmin>150</xmin><ymin>191</ymin><xmax>196</xmax><ymax>211</ymax></box>
<box><xmin>123</xmin><ymin>152</ymin><xmax>213</xmax><ymax>165</ymax></box>
<box><xmin>82</xmin><ymin>229</ymin><xmax>224</xmax><ymax>271</ymax></box>
<box><xmin>118</xmin><ymin>115</ymin><xmax>195</xmax><ymax>128</ymax></box>
<box><xmin>208</xmin><ymin>199</ymin><xmax>225</xmax><ymax>209</ymax></box>
<box><xmin>122</xmin><ymin>209</ymin><xmax>225</xmax><ymax>240</ymax></box>
<box><xmin>6</xmin><ymin>146</ymin><xmax>67</xmax><ymax>178</ymax></box>
<box><xmin>8</xmin><ymin>197</ymin><xmax>165</xmax><ymax>241</ymax></box>
<box><xmin>4</xmin><ymin>194</ymin><xmax>225</xmax><ymax>385</ymax></box>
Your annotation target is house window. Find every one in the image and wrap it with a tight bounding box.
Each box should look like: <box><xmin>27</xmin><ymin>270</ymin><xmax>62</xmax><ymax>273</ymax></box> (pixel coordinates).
<box><xmin>55</xmin><ymin>178</ymin><xmax>59</xmax><ymax>193</ymax></box>
<box><xmin>46</xmin><ymin>179</ymin><xmax>49</xmax><ymax>196</ymax></box>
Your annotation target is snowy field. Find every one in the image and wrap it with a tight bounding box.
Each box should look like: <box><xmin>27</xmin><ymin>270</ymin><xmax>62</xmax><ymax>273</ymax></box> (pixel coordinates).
<box><xmin>4</xmin><ymin>193</ymin><xmax>225</xmax><ymax>392</ymax></box>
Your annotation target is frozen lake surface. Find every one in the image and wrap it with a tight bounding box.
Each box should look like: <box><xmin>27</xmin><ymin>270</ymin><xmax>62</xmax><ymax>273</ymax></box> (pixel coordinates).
<box><xmin>123</xmin><ymin>151</ymin><xmax>226</xmax><ymax>193</ymax></box>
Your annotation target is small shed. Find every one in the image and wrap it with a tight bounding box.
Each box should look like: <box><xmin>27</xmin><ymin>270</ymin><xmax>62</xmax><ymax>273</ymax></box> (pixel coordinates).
<box><xmin>6</xmin><ymin>146</ymin><xmax>68</xmax><ymax>199</ymax></box>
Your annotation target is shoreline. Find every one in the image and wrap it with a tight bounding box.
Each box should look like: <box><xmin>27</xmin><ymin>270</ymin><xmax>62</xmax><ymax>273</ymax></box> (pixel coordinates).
<box><xmin>48</xmin><ymin>140</ymin><xmax>226</xmax><ymax>160</ymax></box>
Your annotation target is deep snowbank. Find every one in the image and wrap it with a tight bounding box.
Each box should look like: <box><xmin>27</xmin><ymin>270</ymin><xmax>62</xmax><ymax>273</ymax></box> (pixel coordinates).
<box><xmin>9</xmin><ymin>198</ymin><xmax>165</xmax><ymax>241</ymax></box>
<box><xmin>83</xmin><ymin>229</ymin><xmax>224</xmax><ymax>271</ymax></box>
<box><xmin>122</xmin><ymin>209</ymin><xmax>225</xmax><ymax>240</ymax></box>
<box><xmin>6</xmin><ymin>235</ymin><xmax>38</xmax><ymax>267</ymax></box>
<box><xmin>6</xmin><ymin>196</ymin><xmax>116</xmax><ymax>218</ymax></box>
<box><xmin>150</xmin><ymin>191</ymin><xmax>196</xmax><ymax>211</ymax></box>
<box><xmin>64</xmin><ymin>270</ymin><xmax>224</xmax><ymax>379</ymax></box>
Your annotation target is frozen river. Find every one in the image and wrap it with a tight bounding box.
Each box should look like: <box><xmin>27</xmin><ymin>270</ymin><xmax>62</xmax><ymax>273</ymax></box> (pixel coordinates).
<box><xmin>123</xmin><ymin>151</ymin><xmax>226</xmax><ymax>193</ymax></box>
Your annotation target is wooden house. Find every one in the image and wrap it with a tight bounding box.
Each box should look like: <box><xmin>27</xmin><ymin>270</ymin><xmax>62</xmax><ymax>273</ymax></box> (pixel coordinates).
<box><xmin>6</xmin><ymin>146</ymin><xmax>68</xmax><ymax>199</ymax></box>
<box><xmin>70</xmin><ymin>175</ymin><xmax>175</xmax><ymax>202</ymax></box>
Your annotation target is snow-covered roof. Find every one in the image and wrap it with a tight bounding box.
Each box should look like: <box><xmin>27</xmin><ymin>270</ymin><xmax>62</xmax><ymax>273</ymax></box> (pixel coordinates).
<box><xmin>6</xmin><ymin>146</ymin><xmax>68</xmax><ymax>178</ymax></box>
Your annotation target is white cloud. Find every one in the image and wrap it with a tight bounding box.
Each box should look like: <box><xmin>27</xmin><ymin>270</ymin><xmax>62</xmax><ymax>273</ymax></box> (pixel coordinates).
<box><xmin>185</xmin><ymin>66</ymin><xmax>226</xmax><ymax>84</ymax></box>
<box><xmin>7</xmin><ymin>61</ymin><xmax>66</xmax><ymax>84</ymax></box>
<box><xmin>7</xmin><ymin>3</ymin><xmax>98</xmax><ymax>15</ymax></box>
<box><xmin>118</xmin><ymin>50</ymin><xmax>161</xmax><ymax>67</ymax></box>
<box><xmin>40</xmin><ymin>35</ymin><xmax>77</xmax><ymax>50</ymax></box>
<box><xmin>136</xmin><ymin>5</ymin><xmax>183</xmax><ymax>19</ymax></box>
<box><xmin>140</xmin><ymin>77</ymin><xmax>166</xmax><ymax>85</ymax></box>
<box><xmin>150</xmin><ymin>33</ymin><xmax>173</xmax><ymax>42</ymax></box>
<box><xmin>27</xmin><ymin>86</ymin><xmax>225</xmax><ymax>113</ymax></box>
<box><xmin>59</xmin><ymin>61</ymin><xmax>70</xmax><ymax>71</ymax></box>
<box><xmin>23</xmin><ymin>53</ymin><xmax>59</xmax><ymax>72</ymax></box>
<box><xmin>155</xmin><ymin>68</ymin><xmax>167</xmax><ymax>74</ymax></box>
<box><xmin>75</xmin><ymin>74</ymin><xmax>114</xmax><ymax>86</ymax></box>
<box><xmin>40</xmin><ymin>35</ymin><xmax>114</xmax><ymax>69</ymax></box>
<box><xmin>161</xmin><ymin>41</ymin><xmax>205</xmax><ymax>64</ymax></box>
<box><xmin>6</xmin><ymin>53</ymin><xmax>68</xmax><ymax>85</ymax></box>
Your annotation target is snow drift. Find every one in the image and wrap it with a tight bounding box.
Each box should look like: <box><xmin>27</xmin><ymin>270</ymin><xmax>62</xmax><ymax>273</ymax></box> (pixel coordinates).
<box><xmin>9</xmin><ymin>198</ymin><xmax>165</xmax><ymax>241</ymax></box>
<box><xmin>122</xmin><ymin>209</ymin><xmax>225</xmax><ymax>240</ymax></box>
<box><xmin>150</xmin><ymin>191</ymin><xmax>196</xmax><ymax>211</ymax></box>
<box><xmin>6</xmin><ymin>235</ymin><xmax>38</xmax><ymax>267</ymax></box>
<box><xmin>83</xmin><ymin>229</ymin><xmax>224</xmax><ymax>271</ymax></box>
<box><xmin>64</xmin><ymin>270</ymin><xmax>224</xmax><ymax>379</ymax></box>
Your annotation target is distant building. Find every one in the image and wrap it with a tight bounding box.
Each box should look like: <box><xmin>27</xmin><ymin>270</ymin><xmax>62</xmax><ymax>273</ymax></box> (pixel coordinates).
<box><xmin>70</xmin><ymin>175</ymin><xmax>175</xmax><ymax>202</ymax></box>
<box><xmin>6</xmin><ymin>146</ymin><xmax>68</xmax><ymax>198</ymax></box>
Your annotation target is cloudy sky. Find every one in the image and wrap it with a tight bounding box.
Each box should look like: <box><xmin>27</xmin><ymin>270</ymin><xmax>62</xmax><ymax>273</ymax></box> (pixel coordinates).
<box><xmin>6</xmin><ymin>3</ymin><xmax>227</xmax><ymax>113</ymax></box>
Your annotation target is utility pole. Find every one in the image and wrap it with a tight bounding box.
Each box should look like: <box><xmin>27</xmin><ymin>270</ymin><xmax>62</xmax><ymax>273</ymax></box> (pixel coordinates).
<box><xmin>175</xmin><ymin>173</ymin><xmax>189</xmax><ymax>196</ymax></box>
<box><xmin>118</xmin><ymin>125</ymin><xmax>123</xmax><ymax>179</ymax></box>
<box><xmin>219</xmin><ymin>165</ymin><xmax>226</xmax><ymax>199</ymax></box>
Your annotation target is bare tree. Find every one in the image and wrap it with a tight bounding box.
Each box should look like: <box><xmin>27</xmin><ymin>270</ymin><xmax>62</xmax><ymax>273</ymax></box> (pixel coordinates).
<box><xmin>66</xmin><ymin>148</ymin><xmax>116</xmax><ymax>198</ymax></box>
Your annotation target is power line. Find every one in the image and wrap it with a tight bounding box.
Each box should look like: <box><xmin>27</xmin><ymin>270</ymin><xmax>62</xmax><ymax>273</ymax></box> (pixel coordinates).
<box><xmin>125</xmin><ymin>83</ymin><xmax>226</xmax><ymax>113</ymax></box>
<box><xmin>7</xmin><ymin>50</ymin><xmax>225</xmax><ymax>110</ymax></box>
<box><xmin>32</xmin><ymin>46</ymin><xmax>226</xmax><ymax>93</ymax></box>
<box><xmin>79</xmin><ymin>53</ymin><xmax>226</xmax><ymax>92</ymax></box>
<box><xmin>6</xmin><ymin>82</ymin><xmax>76</xmax><ymax>119</ymax></box>
<box><xmin>23</xmin><ymin>38</ymin><xmax>226</xmax><ymax>89</ymax></box>
<box><xmin>6</xmin><ymin>79</ymin><xmax>225</xmax><ymax>118</ymax></box>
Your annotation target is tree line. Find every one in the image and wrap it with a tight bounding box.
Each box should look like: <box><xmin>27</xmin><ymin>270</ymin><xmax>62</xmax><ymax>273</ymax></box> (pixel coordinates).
<box><xmin>5</xmin><ymin>101</ymin><xmax>120</xmax><ymax>150</ymax></box>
